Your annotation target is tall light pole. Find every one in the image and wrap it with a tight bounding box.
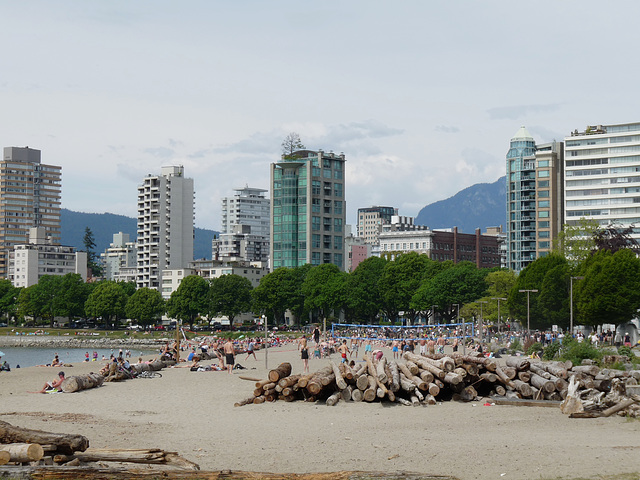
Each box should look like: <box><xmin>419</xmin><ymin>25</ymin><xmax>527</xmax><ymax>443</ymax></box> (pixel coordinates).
<box><xmin>570</xmin><ymin>276</ymin><xmax>584</xmax><ymax>337</ymax></box>
<box><xmin>519</xmin><ymin>289</ymin><xmax>538</xmax><ymax>335</ymax></box>
<box><xmin>263</xmin><ymin>315</ymin><xmax>268</xmax><ymax>369</ymax></box>
<box><xmin>491</xmin><ymin>297</ymin><xmax>507</xmax><ymax>333</ymax></box>
<box><xmin>453</xmin><ymin>303</ymin><xmax>462</xmax><ymax>353</ymax></box>
<box><xmin>478</xmin><ymin>301</ymin><xmax>488</xmax><ymax>343</ymax></box>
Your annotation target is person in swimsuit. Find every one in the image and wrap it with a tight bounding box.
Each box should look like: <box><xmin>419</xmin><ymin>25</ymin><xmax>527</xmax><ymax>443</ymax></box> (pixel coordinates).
<box><xmin>37</xmin><ymin>371</ymin><xmax>65</xmax><ymax>393</ymax></box>
<box><xmin>245</xmin><ymin>340</ymin><xmax>257</xmax><ymax>361</ymax></box>
<box><xmin>337</xmin><ymin>340</ymin><xmax>350</xmax><ymax>363</ymax></box>
<box><xmin>299</xmin><ymin>335</ymin><xmax>309</xmax><ymax>373</ymax></box>
<box><xmin>392</xmin><ymin>339</ymin><xmax>400</xmax><ymax>359</ymax></box>
<box><xmin>223</xmin><ymin>340</ymin><xmax>235</xmax><ymax>374</ymax></box>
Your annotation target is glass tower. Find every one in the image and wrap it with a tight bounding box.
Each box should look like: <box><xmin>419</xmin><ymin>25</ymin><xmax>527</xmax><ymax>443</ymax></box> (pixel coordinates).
<box><xmin>506</xmin><ymin>127</ymin><xmax>537</xmax><ymax>272</ymax></box>
<box><xmin>270</xmin><ymin>150</ymin><xmax>346</xmax><ymax>270</ymax></box>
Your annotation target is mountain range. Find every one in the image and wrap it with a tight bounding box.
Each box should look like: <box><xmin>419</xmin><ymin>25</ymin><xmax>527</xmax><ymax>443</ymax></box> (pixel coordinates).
<box><xmin>60</xmin><ymin>176</ymin><xmax>506</xmax><ymax>259</ymax></box>
<box><xmin>60</xmin><ymin>209</ymin><xmax>217</xmax><ymax>260</ymax></box>
<box><xmin>415</xmin><ymin>176</ymin><xmax>506</xmax><ymax>233</ymax></box>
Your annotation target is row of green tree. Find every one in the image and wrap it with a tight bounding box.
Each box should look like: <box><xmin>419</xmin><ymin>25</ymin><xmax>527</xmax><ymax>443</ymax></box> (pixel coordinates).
<box><xmin>2</xmin><ymin>219</ymin><xmax>638</xmax><ymax>331</ymax></box>
<box><xmin>0</xmin><ymin>273</ymin><xmax>253</xmax><ymax>330</ymax></box>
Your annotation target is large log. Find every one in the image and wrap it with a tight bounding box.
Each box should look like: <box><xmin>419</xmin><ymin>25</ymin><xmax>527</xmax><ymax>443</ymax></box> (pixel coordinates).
<box><xmin>0</xmin><ymin>451</ymin><xmax>9</xmax><ymax>465</ymax></box>
<box><xmin>66</xmin><ymin>448</ymin><xmax>199</xmax><ymax>469</ymax></box>
<box><xmin>530</xmin><ymin>373</ymin><xmax>555</xmax><ymax>393</ymax></box>
<box><xmin>278</xmin><ymin>375</ymin><xmax>301</xmax><ymax>389</ymax></box>
<box><xmin>517</xmin><ymin>371</ymin><xmax>531</xmax><ymax>383</ymax></box>
<box><xmin>351</xmin><ymin>388</ymin><xmax>363</xmax><ymax>402</ymax></box>
<box><xmin>502</xmin><ymin>367</ymin><xmax>517</xmax><ymax>380</ymax></box>
<box><xmin>305</xmin><ymin>367</ymin><xmax>334</xmax><ymax>395</ymax></box>
<box><xmin>419</xmin><ymin>370</ymin><xmax>434</xmax><ymax>384</ymax></box>
<box><xmin>506</xmin><ymin>357</ymin><xmax>530</xmax><ymax>371</ymax></box>
<box><xmin>388</xmin><ymin>361</ymin><xmax>401</xmax><ymax>393</ymax></box>
<box><xmin>376</xmin><ymin>357</ymin><xmax>388</xmax><ymax>383</ymax></box>
<box><xmin>0</xmin><ymin>443</ymin><xmax>44</xmax><ymax>462</ymax></box>
<box><xmin>61</xmin><ymin>373</ymin><xmax>104</xmax><ymax>393</ymax></box>
<box><xmin>363</xmin><ymin>376</ymin><xmax>377</xmax><ymax>402</ymax></box>
<box><xmin>494</xmin><ymin>366</ymin><xmax>515</xmax><ymax>389</ymax></box>
<box><xmin>513</xmin><ymin>379</ymin><xmax>533</xmax><ymax>398</ymax></box>
<box><xmin>330</xmin><ymin>361</ymin><xmax>347</xmax><ymax>390</ymax></box>
<box><xmin>326</xmin><ymin>392</ymin><xmax>340</xmax><ymax>406</ymax></box>
<box><xmin>545</xmin><ymin>362</ymin><xmax>568</xmax><ymax>379</ymax></box>
<box><xmin>403</xmin><ymin>353</ymin><xmax>445</xmax><ymax>379</ymax></box>
<box><xmin>459</xmin><ymin>386</ymin><xmax>477</xmax><ymax>402</ymax></box>
<box><xmin>443</xmin><ymin>372</ymin><xmax>463</xmax><ymax>385</ymax></box>
<box><xmin>0</xmin><ymin>421</ymin><xmax>88</xmax><ymax>455</ymax></box>
<box><xmin>356</xmin><ymin>373</ymin><xmax>370</xmax><ymax>391</ymax></box>
<box><xmin>268</xmin><ymin>363</ymin><xmax>292</xmax><ymax>382</ymax></box>
<box><xmin>405</xmin><ymin>360</ymin><xmax>419</xmax><ymax>376</ymax></box>
<box><xmin>572</xmin><ymin>365</ymin><xmax>600</xmax><ymax>377</ymax></box>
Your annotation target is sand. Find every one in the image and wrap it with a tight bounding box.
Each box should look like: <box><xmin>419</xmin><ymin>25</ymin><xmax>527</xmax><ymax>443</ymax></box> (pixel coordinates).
<box><xmin>1</xmin><ymin>344</ymin><xmax>639</xmax><ymax>480</ymax></box>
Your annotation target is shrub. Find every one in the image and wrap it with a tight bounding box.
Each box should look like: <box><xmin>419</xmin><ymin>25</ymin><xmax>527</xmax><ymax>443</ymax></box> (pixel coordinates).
<box><xmin>559</xmin><ymin>336</ymin><xmax>603</xmax><ymax>366</ymax></box>
<box><xmin>526</xmin><ymin>342</ymin><xmax>543</xmax><ymax>356</ymax></box>
<box><xmin>618</xmin><ymin>346</ymin><xmax>633</xmax><ymax>358</ymax></box>
<box><xmin>543</xmin><ymin>342</ymin><xmax>561</xmax><ymax>361</ymax></box>
<box><xmin>509</xmin><ymin>338</ymin><xmax>522</xmax><ymax>354</ymax></box>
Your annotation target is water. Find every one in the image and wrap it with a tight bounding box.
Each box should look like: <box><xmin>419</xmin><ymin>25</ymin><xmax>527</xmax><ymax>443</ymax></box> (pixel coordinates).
<box><xmin>0</xmin><ymin>347</ymin><xmax>157</xmax><ymax>369</ymax></box>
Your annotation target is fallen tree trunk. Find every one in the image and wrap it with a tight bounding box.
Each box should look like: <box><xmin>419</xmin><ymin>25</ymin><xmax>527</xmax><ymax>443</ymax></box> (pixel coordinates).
<box><xmin>0</xmin><ymin>421</ymin><xmax>88</xmax><ymax>455</ymax></box>
<box><xmin>61</xmin><ymin>374</ymin><xmax>104</xmax><ymax>393</ymax></box>
<box><xmin>0</xmin><ymin>443</ymin><xmax>44</xmax><ymax>463</ymax></box>
<box><xmin>268</xmin><ymin>363</ymin><xmax>292</xmax><ymax>382</ymax></box>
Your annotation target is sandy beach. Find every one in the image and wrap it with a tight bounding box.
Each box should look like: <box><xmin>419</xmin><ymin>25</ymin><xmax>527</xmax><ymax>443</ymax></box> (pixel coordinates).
<box><xmin>1</xmin><ymin>344</ymin><xmax>639</xmax><ymax>480</ymax></box>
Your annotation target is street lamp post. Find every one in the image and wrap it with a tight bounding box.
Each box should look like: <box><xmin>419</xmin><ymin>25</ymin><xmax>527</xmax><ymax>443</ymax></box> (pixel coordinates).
<box><xmin>519</xmin><ymin>289</ymin><xmax>538</xmax><ymax>336</ymax></box>
<box><xmin>263</xmin><ymin>315</ymin><xmax>268</xmax><ymax>369</ymax></box>
<box><xmin>478</xmin><ymin>301</ymin><xmax>488</xmax><ymax>343</ymax></box>
<box><xmin>491</xmin><ymin>297</ymin><xmax>507</xmax><ymax>333</ymax></box>
<box><xmin>570</xmin><ymin>276</ymin><xmax>584</xmax><ymax>337</ymax></box>
<box><xmin>453</xmin><ymin>303</ymin><xmax>462</xmax><ymax>353</ymax></box>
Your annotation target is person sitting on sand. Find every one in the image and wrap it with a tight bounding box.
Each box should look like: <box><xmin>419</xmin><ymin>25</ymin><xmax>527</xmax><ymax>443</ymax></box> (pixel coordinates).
<box><xmin>37</xmin><ymin>371</ymin><xmax>65</xmax><ymax>393</ymax></box>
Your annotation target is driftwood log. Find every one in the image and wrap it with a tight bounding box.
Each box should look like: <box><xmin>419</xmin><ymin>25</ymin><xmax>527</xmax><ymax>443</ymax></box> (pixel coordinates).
<box><xmin>0</xmin><ymin>443</ymin><xmax>44</xmax><ymax>463</ymax></box>
<box><xmin>61</xmin><ymin>374</ymin><xmax>105</xmax><ymax>393</ymax></box>
<box><xmin>0</xmin><ymin>421</ymin><xmax>88</xmax><ymax>455</ymax></box>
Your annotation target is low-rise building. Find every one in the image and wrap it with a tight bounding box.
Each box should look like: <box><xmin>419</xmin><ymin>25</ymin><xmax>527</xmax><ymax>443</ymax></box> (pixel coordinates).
<box><xmin>9</xmin><ymin>227</ymin><xmax>88</xmax><ymax>287</ymax></box>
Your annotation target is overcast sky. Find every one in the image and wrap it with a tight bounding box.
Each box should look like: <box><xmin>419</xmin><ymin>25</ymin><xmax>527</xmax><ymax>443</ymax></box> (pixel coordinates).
<box><xmin>2</xmin><ymin>1</ymin><xmax>639</xmax><ymax>231</ymax></box>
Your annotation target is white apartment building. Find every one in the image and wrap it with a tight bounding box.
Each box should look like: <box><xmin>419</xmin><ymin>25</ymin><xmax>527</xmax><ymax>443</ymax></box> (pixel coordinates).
<box><xmin>137</xmin><ymin>166</ymin><xmax>194</xmax><ymax>291</ymax></box>
<box><xmin>564</xmin><ymin>122</ymin><xmax>640</xmax><ymax>240</ymax></box>
<box><xmin>221</xmin><ymin>186</ymin><xmax>270</xmax><ymax>237</ymax></box>
<box><xmin>9</xmin><ymin>227</ymin><xmax>87</xmax><ymax>287</ymax></box>
<box><xmin>0</xmin><ymin>147</ymin><xmax>62</xmax><ymax>279</ymax></box>
<box><xmin>100</xmin><ymin>232</ymin><xmax>137</xmax><ymax>281</ymax></box>
<box><xmin>161</xmin><ymin>260</ymin><xmax>269</xmax><ymax>299</ymax></box>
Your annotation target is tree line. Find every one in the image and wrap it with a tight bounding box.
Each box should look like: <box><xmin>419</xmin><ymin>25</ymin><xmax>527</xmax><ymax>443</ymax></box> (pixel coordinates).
<box><xmin>1</xmin><ymin>221</ymin><xmax>639</xmax><ymax>331</ymax></box>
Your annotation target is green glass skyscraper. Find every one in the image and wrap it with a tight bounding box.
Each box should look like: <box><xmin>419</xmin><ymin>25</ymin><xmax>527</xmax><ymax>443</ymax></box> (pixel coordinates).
<box><xmin>270</xmin><ymin>149</ymin><xmax>346</xmax><ymax>270</ymax></box>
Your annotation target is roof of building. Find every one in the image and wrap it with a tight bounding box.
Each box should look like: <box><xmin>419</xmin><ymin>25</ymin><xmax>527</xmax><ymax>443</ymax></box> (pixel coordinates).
<box><xmin>511</xmin><ymin>126</ymin><xmax>534</xmax><ymax>141</ymax></box>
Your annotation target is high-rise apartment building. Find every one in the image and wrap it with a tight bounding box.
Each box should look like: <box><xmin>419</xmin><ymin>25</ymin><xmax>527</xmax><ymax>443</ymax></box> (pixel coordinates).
<box><xmin>564</xmin><ymin>122</ymin><xmax>640</xmax><ymax>241</ymax></box>
<box><xmin>357</xmin><ymin>206</ymin><xmax>397</xmax><ymax>244</ymax></box>
<box><xmin>0</xmin><ymin>147</ymin><xmax>62</xmax><ymax>278</ymax></box>
<box><xmin>100</xmin><ymin>232</ymin><xmax>137</xmax><ymax>281</ymax></box>
<box><xmin>213</xmin><ymin>186</ymin><xmax>270</xmax><ymax>263</ymax></box>
<box><xmin>270</xmin><ymin>150</ymin><xmax>346</xmax><ymax>270</ymax></box>
<box><xmin>221</xmin><ymin>186</ymin><xmax>270</xmax><ymax>236</ymax></box>
<box><xmin>137</xmin><ymin>166</ymin><xmax>194</xmax><ymax>290</ymax></box>
<box><xmin>506</xmin><ymin>127</ymin><xmax>564</xmax><ymax>272</ymax></box>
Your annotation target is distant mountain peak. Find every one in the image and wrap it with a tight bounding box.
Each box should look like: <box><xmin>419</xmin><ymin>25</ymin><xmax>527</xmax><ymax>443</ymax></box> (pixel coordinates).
<box><xmin>414</xmin><ymin>176</ymin><xmax>506</xmax><ymax>233</ymax></box>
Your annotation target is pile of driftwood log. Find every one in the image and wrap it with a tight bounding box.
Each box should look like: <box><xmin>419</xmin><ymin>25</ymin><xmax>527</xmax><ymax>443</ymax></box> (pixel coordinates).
<box><xmin>235</xmin><ymin>352</ymin><xmax>640</xmax><ymax>417</ymax></box>
<box><xmin>0</xmin><ymin>420</ymin><xmax>198</xmax><ymax>476</ymax></box>
<box><xmin>57</xmin><ymin>358</ymin><xmax>175</xmax><ymax>393</ymax></box>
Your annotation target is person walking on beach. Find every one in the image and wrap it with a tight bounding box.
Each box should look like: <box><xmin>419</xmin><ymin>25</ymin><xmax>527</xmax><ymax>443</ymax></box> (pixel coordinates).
<box><xmin>223</xmin><ymin>339</ymin><xmax>235</xmax><ymax>374</ymax></box>
<box><xmin>337</xmin><ymin>340</ymin><xmax>350</xmax><ymax>363</ymax></box>
<box><xmin>313</xmin><ymin>327</ymin><xmax>321</xmax><ymax>345</ymax></box>
<box><xmin>245</xmin><ymin>340</ymin><xmax>257</xmax><ymax>361</ymax></box>
<box><xmin>299</xmin><ymin>335</ymin><xmax>309</xmax><ymax>373</ymax></box>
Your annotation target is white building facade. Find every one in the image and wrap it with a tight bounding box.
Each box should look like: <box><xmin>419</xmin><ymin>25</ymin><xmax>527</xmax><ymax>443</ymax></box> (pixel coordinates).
<box><xmin>9</xmin><ymin>227</ymin><xmax>87</xmax><ymax>288</ymax></box>
<box><xmin>564</xmin><ymin>122</ymin><xmax>640</xmax><ymax>241</ymax></box>
<box><xmin>137</xmin><ymin>166</ymin><xmax>194</xmax><ymax>291</ymax></box>
<box><xmin>221</xmin><ymin>186</ymin><xmax>270</xmax><ymax>237</ymax></box>
<box><xmin>100</xmin><ymin>232</ymin><xmax>137</xmax><ymax>281</ymax></box>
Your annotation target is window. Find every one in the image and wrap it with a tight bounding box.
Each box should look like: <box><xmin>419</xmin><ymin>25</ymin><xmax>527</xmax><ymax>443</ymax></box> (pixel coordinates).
<box><xmin>538</xmin><ymin>231</ymin><xmax>550</xmax><ymax>238</ymax></box>
<box><xmin>538</xmin><ymin>221</ymin><xmax>550</xmax><ymax>228</ymax></box>
<box><xmin>538</xmin><ymin>190</ymin><xmax>549</xmax><ymax>198</ymax></box>
<box><xmin>312</xmin><ymin>181</ymin><xmax>321</xmax><ymax>195</ymax></box>
<box><xmin>334</xmin><ymin>183</ymin><xmax>343</xmax><ymax>197</ymax></box>
<box><xmin>334</xmin><ymin>218</ymin><xmax>343</xmax><ymax>232</ymax></box>
<box><xmin>538</xmin><ymin>160</ymin><xmax>549</xmax><ymax>167</ymax></box>
<box><xmin>538</xmin><ymin>180</ymin><xmax>549</xmax><ymax>188</ymax></box>
<box><xmin>312</xmin><ymin>216</ymin><xmax>320</xmax><ymax>231</ymax></box>
<box><xmin>538</xmin><ymin>241</ymin><xmax>550</xmax><ymax>249</ymax></box>
<box><xmin>312</xmin><ymin>234</ymin><xmax>320</xmax><ymax>248</ymax></box>
<box><xmin>539</xmin><ymin>211</ymin><xmax>549</xmax><ymax>218</ymax></box>
<box><xmin>538</xmin><ymin>170</ymin><xmax>550</xmax><ymax>178</ymax></box>
<box><xmin>334</xmin><ymin>200</ymin><xmax>343</xmax><ymax>215</ymax></box>
<box><xmin>334</xmin><ymin>236</ymin><xmax>342</xmax><ymax>249</ymax></box>
<box><xmin>538</xmin><ymin>200</ymin><xmax>550</xmax><ymax>208</ymax></box>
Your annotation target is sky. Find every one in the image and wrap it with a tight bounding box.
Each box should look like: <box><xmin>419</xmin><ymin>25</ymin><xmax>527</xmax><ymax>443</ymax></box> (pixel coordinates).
<box><xmin>2</xmin><ymin>1</ymin><xmax>640</xmax><ymax>231</ymax></box>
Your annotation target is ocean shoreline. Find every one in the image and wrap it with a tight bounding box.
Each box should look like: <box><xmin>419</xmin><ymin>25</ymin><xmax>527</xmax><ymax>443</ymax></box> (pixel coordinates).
<box><xmin>0</xmin><ymin>335</ymin><xmax>168</xmax><ymax>349</ymax></box>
